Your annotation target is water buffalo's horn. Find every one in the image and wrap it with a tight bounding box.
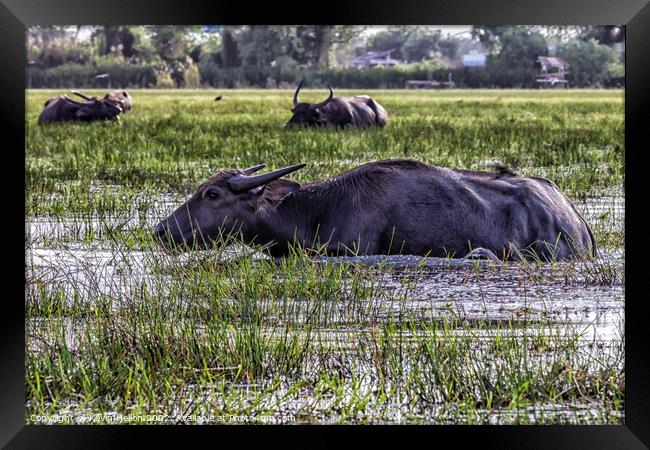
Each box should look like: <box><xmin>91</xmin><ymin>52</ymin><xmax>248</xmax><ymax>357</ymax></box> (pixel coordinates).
<box><xmin>228</xmin><ymin>163</ymin><xmax>306</xmax><ymax>192</ymax></box>
<box><xmin>72</xmin><ymin>91</ymin><xmax>94</xmax><ymax>101</ymax></box>
<box><xmin>62</xmin><ymin>94</ymin><xmax>88</xmax><ymax>106</ymax></box>
<box><xmin>243</xmin><ymin>164</ymin><xmax>266</xmax><ymax>175</ymax></box>
<box><xmin>309</xmin><ymin>85</ymin><xmax>334</xmax><ymax>110</ymax></box>
<box><xmin>293</xmin><ymin>80</ymin><xmax>304</xmax><ymax>107</ymax></box>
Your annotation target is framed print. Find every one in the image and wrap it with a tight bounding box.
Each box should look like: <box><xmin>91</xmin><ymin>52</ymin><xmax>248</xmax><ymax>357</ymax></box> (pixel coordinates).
<box><xmin>3</xmin><ymin>0</ymin><xmax>649</xmax><ymax>447</ymax></box>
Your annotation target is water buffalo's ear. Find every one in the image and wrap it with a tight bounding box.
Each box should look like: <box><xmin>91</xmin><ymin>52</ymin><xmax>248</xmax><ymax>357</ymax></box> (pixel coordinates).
<box><xmin>258</xmin><ymin>179</ymin><xmax>300</xmax><ymax>205</ymax></box>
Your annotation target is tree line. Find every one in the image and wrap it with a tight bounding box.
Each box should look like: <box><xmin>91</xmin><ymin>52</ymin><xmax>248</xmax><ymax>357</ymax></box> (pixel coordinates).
<box><xmin>26</xmin><ymin>26</ymin><xmax>624</xmax><ymax>89</ymax></box>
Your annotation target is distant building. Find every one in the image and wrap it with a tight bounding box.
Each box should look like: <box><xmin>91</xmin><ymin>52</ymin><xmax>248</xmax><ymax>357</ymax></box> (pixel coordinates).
<box><xmin>536</xmin><ymin>56</ymin><xmax>569</xmax><ymax>88</ymax></box>
<box><xmin>537</xmin><ymin>56</ymin><xmax>568</xmax><ymax>72</ymax></box>
<box><xmin>349</xmin><ymin>50</ymin><xmax>401</xmax><ymax>69</ymax></box>
<box><xmin>457</xmin><ymin>40</ymin><xmax>488</xmax><ymax>67</ymax></box>
<box><xmin>462</xmin><ymin>53</ymin><xmax>486</xmax><ymax>67</ymax></box>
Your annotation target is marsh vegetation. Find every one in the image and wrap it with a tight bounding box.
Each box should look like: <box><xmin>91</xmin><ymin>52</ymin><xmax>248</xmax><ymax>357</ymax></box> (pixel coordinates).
<box><xmin>25</xmin><ymin>89</ymin><xmax>624</xmax><ymax>424</ymax></box>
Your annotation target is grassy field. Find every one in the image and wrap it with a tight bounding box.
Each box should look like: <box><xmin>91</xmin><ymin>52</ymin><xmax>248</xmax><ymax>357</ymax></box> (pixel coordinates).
<box><xmin>25</xmin><ymin>89</ymin><xmax>624</xmax><ymax>424</ymax></box>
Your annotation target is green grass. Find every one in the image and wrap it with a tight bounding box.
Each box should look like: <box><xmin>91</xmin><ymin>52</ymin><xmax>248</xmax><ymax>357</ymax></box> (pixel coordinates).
<box><xmin>25</xmin><ymin>89</ymin><xmax>624</xmax><ymax>424</ymax></box>
<box><xmin>26</xmin><ymin>89</ymin><xmax>623</xmax><ymax>204</ymax></box>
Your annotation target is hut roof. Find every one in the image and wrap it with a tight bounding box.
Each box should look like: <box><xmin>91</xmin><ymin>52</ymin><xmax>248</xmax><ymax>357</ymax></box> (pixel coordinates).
<box><xmin>536</xmin><ymin>56</ymin><xmax>568</xmax><ymax>68</ymax></box>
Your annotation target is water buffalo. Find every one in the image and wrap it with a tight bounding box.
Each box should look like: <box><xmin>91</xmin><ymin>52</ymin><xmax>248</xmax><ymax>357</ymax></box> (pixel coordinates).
<box><xmin>104</xmin><ymin>90</ymin><xmax>132</xmax><ymax>112</ymax></box>
<box><xmin>153</xmin><ymin>159</ymin><xmax>595</xmax><ymax>261</ymax></box>
<box><xmin>73</xmin><ymin>90</ymin><xmax>132</xmax><ymax>112</ymax></box>
<box><xmin>38</xmin><ymin>93</ymin><xmax>123</xmax><ymax>124</ymax></box>
<box><xmin>285</xmin><ymin>81</ymin><xmax>388</xmax><ymax>129</ymax></box>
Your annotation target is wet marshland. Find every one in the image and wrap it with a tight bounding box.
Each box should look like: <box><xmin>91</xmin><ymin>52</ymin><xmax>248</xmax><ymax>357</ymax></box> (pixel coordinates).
<box><xmin>25</xmin><ymin>89</ymin><xmax>624</xmax><ymax>424</ymax></box>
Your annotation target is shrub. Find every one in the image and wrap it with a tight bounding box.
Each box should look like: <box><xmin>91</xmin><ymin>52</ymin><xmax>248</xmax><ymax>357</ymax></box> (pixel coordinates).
<box><xmin>27</xmin><ymin>63</ymin><xmax>156</xmax><ymax>88</ymax></box>
<box><xmin>184</xmin><ymin>63</ymin><xmax>201</xmax><ymax>88</ymax></box>
<box><xmin>154</xmin><ymin>71</ymin><xmax>175</xmax><ymax>89</ymax></box>
<box><xmin>29</xmin><ymin>55</ymin><xmax>624</xmax><ymax>90</ymax></box>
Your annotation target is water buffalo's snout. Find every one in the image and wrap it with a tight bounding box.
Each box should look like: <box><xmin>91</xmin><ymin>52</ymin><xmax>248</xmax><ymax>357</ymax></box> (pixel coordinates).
<box><xmin>153</xmin><ymin>218</ymin><xmax>190</xmax><ymax>251</ymax></box>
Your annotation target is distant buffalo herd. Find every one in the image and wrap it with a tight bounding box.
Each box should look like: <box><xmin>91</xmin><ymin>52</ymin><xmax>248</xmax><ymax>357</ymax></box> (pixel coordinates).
<box><xmin>36</xmin><ymin>83</ymin><xmax>596</xmax><ymax>261</ymax></box>
<box><xmin>37</xmin><ymin>83</ymin><xmax>385</xmax><ymax>128</ymax></box>
<box><xmin>38</xmin><ymin>90</ymin><xmax>132</xmax><ymax>124</ymax></box>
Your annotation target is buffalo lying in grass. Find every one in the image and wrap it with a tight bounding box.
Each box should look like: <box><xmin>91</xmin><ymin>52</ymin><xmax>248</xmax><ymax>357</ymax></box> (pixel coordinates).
<box><xmin>154</xmin><ymin>159</ymin><xmax>595</xmax><ymax>261</ymax></box>
<box><xmin>72</xmin><ymin>90</ymin><xmax>132</xmax><ymax>112</ymax></box>
<box><xmin>285</xmin><ymin>81</ymin><xmax>388</xmax><ymax>129</ymax></box>
<box><xmin>38</xmin><ymin>93</ymin><xmax>124</xmax><ymax>124</ymax></box>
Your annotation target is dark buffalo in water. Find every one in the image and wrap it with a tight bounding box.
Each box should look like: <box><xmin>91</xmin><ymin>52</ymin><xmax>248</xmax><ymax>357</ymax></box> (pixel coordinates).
<box><xmin>285</xmin><ymin>81</ymin><xmax>388</xmax><ymax>129</ymax></box>
<box><xmin>153</xmin><ymin>159</ymin><xmax>595</xmax><ymax>261</ymax></box>
<box><xmin>38</xmin><ymin>93</ymin><xmax>123</xmax><ymax>124</ymax></box>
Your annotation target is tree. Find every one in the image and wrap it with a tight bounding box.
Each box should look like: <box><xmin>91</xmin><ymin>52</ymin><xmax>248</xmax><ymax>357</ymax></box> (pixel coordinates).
<box><xmin>366</xmin><ymin>27</ymin><xmax>414</xmax><ymax>60</ymax></box>
<box><xmin>473</xmin><ymin>27</ymin><xmax>548</xmax><ymax>88</ymax></box>
<box><xmin>145</xmin><ymin>26</ymin><xmax>197</xmax><ymax>87</ymax></box>
<box><xmin>147</xmin><ymin>26</ymin><xmax>193</xmax><ymax>64</ymax></box>
<box><xmin>365</xmin><ymin>26</ymin><xmax>454</xmax><ymax>63</ymax></box>
<box><xmin>490</xmin><ymin>29</ymin><xmax>548</xmax><ymax>69</ymax></box>
<box><xmin>289</xmin><ymin>26</ymin><xmax>365</xmax><ymax>68</ymax></box>
<box><xmin>471</xmin><ymin>26</ymin><xmax>512</xmax><ymax>53</ymax></box>
<box><xmin>27</xmin><ymin>26</ymin><xmax>72</xmax><ymax>48</ymax></box>
<box><xmin>475</xmin><ymin>25</ymin><xmax>625</xmax><ymax>48</ymax></box>
<box><xmin>576</xmin><ymin>26</ymin><xmax>625</xmax><ymax>45</ymax></box>
<box><xmin>402</xmin><ymin>30</ymin><xmax>442</xmax><ymax>62</ymax></box>
<box><xmin>220</xmin><ymin>26</ymin><xmax>241</xmax><ymax>68</ymax></box>
<box><xmin>237</xmin><ymin>26</ymin><xmax>289</xmax><ymax>67</ymax></box>
<box><xmin>557</xmin><ymin>39</ymin><xmax>621</xmax><ymax>86</ymax></box>
<box><xmin>27</xmin><ymin>26</ymin><xmax>95</xmax><ymax>68</ymax></box>
<box><xmin>318</xmin><ymin>26</ymin><xmax>365</xmax><ymax>68</ymax></box>
<box><xmin>438</xmin><ymin>36</ymin><xmax>460</xmax><ymax>60</ymax></box>
<box><xmin>93</xmin><ymin>26</ymin><xmax>137</xmax><ymax>58</ymax></box>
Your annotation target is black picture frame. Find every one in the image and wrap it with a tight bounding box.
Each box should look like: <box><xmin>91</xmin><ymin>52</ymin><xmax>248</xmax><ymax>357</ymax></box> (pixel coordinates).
<box><xmin>5</xmin><ymin>0</ymin><xmax>649</xmax><ymax>447</ymax></box>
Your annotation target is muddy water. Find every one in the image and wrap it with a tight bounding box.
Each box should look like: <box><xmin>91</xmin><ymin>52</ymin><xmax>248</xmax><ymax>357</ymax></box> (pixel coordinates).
<box><xmin>26</xmin><ymin>249</ymin><xmax>624</xmax><ymax>345</ymax></box>
<box><xmin>26</xmin><ymin>193</ymin><xmax>625</xmax><ymax>346</ymax></box>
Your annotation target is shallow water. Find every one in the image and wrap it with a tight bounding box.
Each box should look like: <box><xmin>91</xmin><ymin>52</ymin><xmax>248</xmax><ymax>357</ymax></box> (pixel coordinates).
<box><xmin>26</xmin><ymin>192</ymin><xmax>624</xmax><ymax>342</ymax></box>
<box><xmin>27</xmin><ymin>241</ymin><xmax>624</xmax><ymax>343</ymax></box>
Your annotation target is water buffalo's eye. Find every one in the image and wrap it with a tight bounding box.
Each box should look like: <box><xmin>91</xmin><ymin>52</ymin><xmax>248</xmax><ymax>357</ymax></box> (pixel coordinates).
<box><xmin>206</xmin><ymin>190</ymin><xmax>219</xmax><ymax>200</ymax></box>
